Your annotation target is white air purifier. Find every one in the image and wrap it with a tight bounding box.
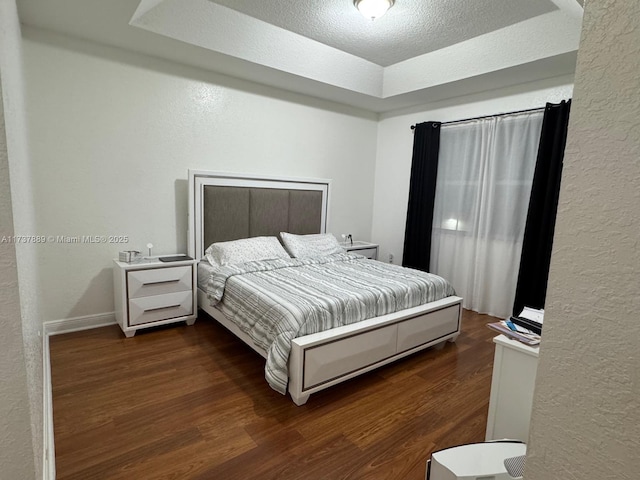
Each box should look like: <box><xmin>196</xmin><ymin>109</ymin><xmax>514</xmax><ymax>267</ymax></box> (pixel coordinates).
<box><xmin>427</xmin><ymin>441</ymin><xmax>526</xmax><ymax>480</ymax></box>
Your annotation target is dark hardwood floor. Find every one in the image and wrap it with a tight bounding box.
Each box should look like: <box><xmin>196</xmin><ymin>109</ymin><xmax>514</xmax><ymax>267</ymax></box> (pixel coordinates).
<box><xmin>50</xmin><ymin>309</ymin><xmax>499</xmax><ymax>480</ymax></box>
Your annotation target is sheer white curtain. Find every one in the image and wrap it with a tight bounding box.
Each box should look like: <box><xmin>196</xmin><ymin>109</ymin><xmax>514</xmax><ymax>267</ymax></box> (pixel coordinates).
<box><xmin>430</xmin><ymin>111</ymin><xmax>543</xmax><ymax>318</ymax></box>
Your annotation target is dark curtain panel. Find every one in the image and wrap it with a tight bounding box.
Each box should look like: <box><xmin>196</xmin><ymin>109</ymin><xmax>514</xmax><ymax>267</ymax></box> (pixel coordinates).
<box><xmin>513</xmin><ymin>100</ymin><xmax>571</xmax><ymax>315</ymax></box>
<box><xmin>402</xmin><ymin>121</ymin><xmax>442</xmax><ymax>271</ymax></box>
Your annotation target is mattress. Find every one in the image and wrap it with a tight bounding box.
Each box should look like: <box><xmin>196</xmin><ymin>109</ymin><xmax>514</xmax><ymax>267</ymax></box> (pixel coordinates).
<box><xmin>198</xmin><ymin>253</ymin><xmax>455</xmax><ymax>394</ymax></box>
<box><xmin>198</xmin><ymin>260</ymin><xmax>216</xmax><ymax>291</ymax></box>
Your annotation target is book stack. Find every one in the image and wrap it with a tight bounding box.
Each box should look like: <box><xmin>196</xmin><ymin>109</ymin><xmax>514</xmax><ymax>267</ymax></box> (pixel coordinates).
<box><xmin>487</xmin><ymin>306</ymin><xmax>544</xmax><ymax>346</ymax></box>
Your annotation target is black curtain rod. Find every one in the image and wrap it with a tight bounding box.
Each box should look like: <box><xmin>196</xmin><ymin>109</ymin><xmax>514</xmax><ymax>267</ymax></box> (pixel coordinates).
<box><xmin>410</xmin><ymin>105</ymin><xmax>546</xmax><ymax>130</ymax></box>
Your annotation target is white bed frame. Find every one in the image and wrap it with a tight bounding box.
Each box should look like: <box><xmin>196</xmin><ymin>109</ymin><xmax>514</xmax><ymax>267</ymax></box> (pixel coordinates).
<box><xmin>188</xmin><ymin>170</ymin><xmax>462</xmax><ymax>405</ymax></box>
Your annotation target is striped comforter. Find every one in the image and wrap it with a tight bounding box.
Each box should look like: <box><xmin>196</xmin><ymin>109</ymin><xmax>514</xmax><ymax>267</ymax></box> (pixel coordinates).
<box><xmin>205</xmin><ymin>253</ymin><xmax>455</xmax><ymax>394</ymax></box>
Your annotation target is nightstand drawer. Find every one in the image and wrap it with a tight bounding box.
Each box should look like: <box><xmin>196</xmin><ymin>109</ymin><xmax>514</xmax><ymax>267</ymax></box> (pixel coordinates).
<box><xmin>351</xmin><ymin>247</ymin><xmax>377</xmax><ymax>259</ymax></box>
<box><xmin>127</xmin><ymin>266</ymin><xmax>192</xmax><ymax>298</ymax></box>
<box><xmin>128</xmin><ymin>290</ymin><xmax>193</xmax><ymax>326</ymax></box>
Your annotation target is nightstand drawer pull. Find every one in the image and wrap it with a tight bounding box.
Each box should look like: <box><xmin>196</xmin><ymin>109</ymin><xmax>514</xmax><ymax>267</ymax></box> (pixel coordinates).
<box><xmin>352</xmin><ymin>247</ymin><xmax>378</xmax><ymax>259</ymax></box>
<box><xmin>144</xmin><ymin>304</ymin><xmax>181</xmax><ymax>313</ymax></box>
<box><xmin>143</xmin><ymin>279</ymin><xmax>180</xmax><ymax>286</ymax></box>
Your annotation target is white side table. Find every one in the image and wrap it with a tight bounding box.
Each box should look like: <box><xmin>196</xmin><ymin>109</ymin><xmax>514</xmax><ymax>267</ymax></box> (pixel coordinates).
<box><xmin>428</xmin><ymin>441</ymin><xmax>527</xmax><ymax>480</ymax></box>
<box><xmin>485</xmin><ymin>334</ymin><xmax>539</xmax><ymax>442</ymax></box>
<box><xmin>342</xmin><ymin>241</ymin><xmax>379</xmax><ymax>260</ymax></box>
<box><xmin>113</xmin><ymin>256</ymin><xmax>197</xmax><ymax>337</ymax></box>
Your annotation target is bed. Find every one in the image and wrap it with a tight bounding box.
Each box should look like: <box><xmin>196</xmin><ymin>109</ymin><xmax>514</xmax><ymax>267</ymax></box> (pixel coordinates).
<box><xmin>188</xmin><ymin>170</ymin><xmax>463</xmax><ymax>405</ymax></box>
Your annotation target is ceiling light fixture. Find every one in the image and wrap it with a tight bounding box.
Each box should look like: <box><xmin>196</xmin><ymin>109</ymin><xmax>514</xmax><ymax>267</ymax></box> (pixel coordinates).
<box><xmin>354</xmin><ymin>0</ymin><xmax>395</xmax><ymax>21</ymax></box>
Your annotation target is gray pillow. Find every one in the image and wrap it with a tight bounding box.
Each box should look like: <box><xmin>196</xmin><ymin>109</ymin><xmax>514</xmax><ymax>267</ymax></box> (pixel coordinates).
<box><xmin>280</xmin><ymin>232</ymin><xmax>345</xmax><ymax>258</ymax></box>
<box><xmin>205</xmin><ymin>236</ymin><xmax>290</xmax><ymax>267</ymax></box>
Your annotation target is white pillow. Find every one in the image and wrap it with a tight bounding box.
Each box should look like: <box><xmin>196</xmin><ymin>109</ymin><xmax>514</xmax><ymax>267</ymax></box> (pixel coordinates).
<box><xmin>280</xmin><ymin>232</ymin><xmax>345</xmax><ymax>258</ymax></box>
<box><xmin>205</xmin><ymin>236</ymin><xmax>290</xmax><ymax>267</ymax></box>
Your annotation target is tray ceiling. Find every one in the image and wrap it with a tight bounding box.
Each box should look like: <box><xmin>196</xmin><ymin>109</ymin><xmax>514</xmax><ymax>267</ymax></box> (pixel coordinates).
<box><xmin>212</xmin><ymin>0</ymin><xmax>558</xmax><ymax>67</ymax></box>
<box><xmin>17</xmin><ymin>0</ymin><xmax>584</xmax><ymax>113</ymax></box>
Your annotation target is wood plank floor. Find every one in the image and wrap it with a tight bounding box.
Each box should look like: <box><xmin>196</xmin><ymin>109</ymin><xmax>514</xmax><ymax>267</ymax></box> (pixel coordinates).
<box><xmin>50</xmin><ymin>309</ymin><xmax>499</xmax><ymax>480</ymax></box>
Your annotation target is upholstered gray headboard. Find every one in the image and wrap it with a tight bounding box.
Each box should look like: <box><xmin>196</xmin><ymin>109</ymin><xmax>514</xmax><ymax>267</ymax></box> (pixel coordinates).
<box><xmin>203</xmin><ymin>186</ymin><xmax>323</xmax><ymax>248</ymax></box>
<box><xmin>188</xmin><ymin>171</ymin><xmax>330</xmax><ymax>260</ymax></box>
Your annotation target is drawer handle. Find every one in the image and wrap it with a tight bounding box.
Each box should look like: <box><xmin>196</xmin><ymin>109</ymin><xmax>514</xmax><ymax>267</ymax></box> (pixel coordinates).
<box><xmin>142</xmin><ymin>279</ymin><xmax>180</xmax><ymax>286</ymax></box>
<box><xmin>144</xmin><ymin>304</ymin><xmax>181</xmax><ymax>313</ymax></box>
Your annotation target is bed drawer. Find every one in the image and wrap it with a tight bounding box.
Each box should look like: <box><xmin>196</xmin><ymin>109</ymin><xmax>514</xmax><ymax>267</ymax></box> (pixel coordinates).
<box><xmin>127</xmin><ymin>266</ymin><xmax>192</xmax><ymax>299</ymax></box>
<box><xmin>396</xmin><ymin>305</ymin><xmax>459</xmax><ymax>353</ymax></box>
<box><xmin>128</xmin><ymin>290</ymin><xmax>193</xmax><ymax>326</ymax></box>
<box><xmin>303</xmin><ymin>325</ymin><xmax>397</xmax><ymax>390</ymax></box>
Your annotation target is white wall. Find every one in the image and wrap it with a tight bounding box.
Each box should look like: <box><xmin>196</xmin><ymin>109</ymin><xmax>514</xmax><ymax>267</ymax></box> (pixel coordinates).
<box><xmin>21</xmin><ymin>28</ymin><xmax>378</xmax><ymax>322</ymax></box>
<box><xmin>0</xmin><ymin>0</ymin><xmax>40</xmax><ymax>478</ymax></box>
<box><xmin>371</xmin><ymin>77</ymin><xmax>574</xmax><ymax>265</ymax></box>
<box><xmin>525</xmin><ymin>1</ymin><xmax>640</xmax><ymax>478</ymax></box>
<box><xmin>0</xmin><ymin>70</ymin><xmax>37</xmax><ymax>480</ymax></box>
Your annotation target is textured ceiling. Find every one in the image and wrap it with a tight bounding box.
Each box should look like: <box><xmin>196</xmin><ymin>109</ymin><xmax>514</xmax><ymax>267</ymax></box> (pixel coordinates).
<box><xmin>16</xmin><ymin>0</ymin><xmax>583</xmax><ymax>113</ymax></box>
<box><xmin>212</xmin><ymin>0</ymin><xmax>558</xmax><ymax>67</ymax></box>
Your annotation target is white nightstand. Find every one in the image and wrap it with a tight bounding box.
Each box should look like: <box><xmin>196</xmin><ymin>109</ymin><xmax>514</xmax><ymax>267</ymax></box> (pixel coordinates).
<box><xmin>342</xmin><ymin>241</ymin><xmax>379</xmax><ymax>260</ymax></box>
<box><xmin>485</xmin><ymin>334</ymin><xmax>540</xmax><ymax>442</ymax></box>
<box><xmin>113</xmin><ymin>256</ymin><xmax>197</xmax><ymax>337</ymax></box>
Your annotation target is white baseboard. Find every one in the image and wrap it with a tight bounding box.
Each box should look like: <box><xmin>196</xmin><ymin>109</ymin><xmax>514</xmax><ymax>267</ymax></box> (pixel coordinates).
<box><xmin>42</xmin><ymin>328</ymin><xmax>55</xmax><ymax>480</ymax></box>
<box><xmin>42</xmin><ymin>311</ymin><xmax>116</xmax><ymax>479</ymax></box>
<box><xmin>43</xmin><ymin>312</ymin><xmax>116</xmax><ymax>336</ymax></box>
